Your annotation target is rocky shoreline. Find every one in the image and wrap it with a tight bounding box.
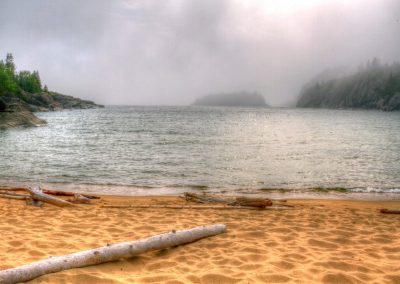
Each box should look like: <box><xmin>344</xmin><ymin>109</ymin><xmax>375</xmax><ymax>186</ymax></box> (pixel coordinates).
<box><xmin>0</xmin><ymin>92</ymin><xmax>102</xmax><ymax>130</ymax></box>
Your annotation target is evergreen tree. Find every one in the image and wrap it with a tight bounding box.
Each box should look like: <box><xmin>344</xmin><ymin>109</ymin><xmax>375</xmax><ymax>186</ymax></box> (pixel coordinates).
<box><xmin>5</xmin><ymin>53</ymin><xmax>15</xmax><ymax>76</ymax></box>
<box><xmin>0</xmin><ymin>60</ymin><xmax>18</xmax><ymax>95</ymax></box>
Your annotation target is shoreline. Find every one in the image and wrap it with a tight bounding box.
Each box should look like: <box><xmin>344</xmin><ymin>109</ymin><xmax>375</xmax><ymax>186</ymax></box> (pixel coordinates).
<box><xmin>0</xmin><ymin>194</ymin><xmax>399</xmax><ymax>283</ymax></box>
<box><xmin>1</xmin><ymin>183</ymin><xmax>400</xmax><ymax>201</ymax></box>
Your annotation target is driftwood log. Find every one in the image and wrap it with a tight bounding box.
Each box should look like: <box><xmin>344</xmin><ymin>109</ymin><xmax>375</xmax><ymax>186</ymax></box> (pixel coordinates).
<box><xmin>380</xmin><ymin>209</ymin><xmax>400</xmax><ymax>214</ymax></box>
<box><xmin>230</xmin><ymin>197</ymin><xmax>272</xmax><ymax>208</ymax></box>
<box><xmin>184</xmin><ymin>192</ymin><xmax>273</xmax><ymax>208</ymax></box>
<box><xmin>25</xmin><ymin>186</ymin><xmax>73</xmax><ymax>207</ymax></box>
<box><xmin>103</xmin><ymin>204</ymin><xmax>262</xmax><ymax>210</ymax></box>
<box><xmin>102</xmin><ymin>204</ymin><xmax>293</xmax><ymax>210</ymax></box>
<box><xmin>43</xmin><ymin>189</ymin><xmax>100</xmax><ymax>200</ymax></box>
<box><xmin>0</xmin><ymin>224</ymin><xmax>226</xmax><ymax>284</ymax></box>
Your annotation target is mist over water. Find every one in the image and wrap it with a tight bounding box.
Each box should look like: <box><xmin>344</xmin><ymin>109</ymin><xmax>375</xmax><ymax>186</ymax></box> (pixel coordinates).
<box><xmin>1</xmin><ymin>106</ymin><xmax>399</xmax><ymax>197</ymax></box>
<box><xmin>1</xmin><ymin>0</ymin><xmax>400</xmax><ymax>106</ymax></box>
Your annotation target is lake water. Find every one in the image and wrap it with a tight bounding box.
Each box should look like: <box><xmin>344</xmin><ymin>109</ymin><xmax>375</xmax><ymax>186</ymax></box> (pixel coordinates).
<box><xmin>1</xmin><ymin>106</ymin><xmax>399</xmax><ymax>199</ymax></box>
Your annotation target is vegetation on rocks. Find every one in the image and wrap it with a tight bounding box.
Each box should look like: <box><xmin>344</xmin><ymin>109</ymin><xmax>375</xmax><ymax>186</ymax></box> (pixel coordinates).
<box><xmin>0</xmin><ymin>53</ymin><xmax>102</xmax><ymax>129</ymax></box>
<box><xmin>297</xmin><ymin>59</ymin><xmax>400</xmax><ymax>111</ymax></box>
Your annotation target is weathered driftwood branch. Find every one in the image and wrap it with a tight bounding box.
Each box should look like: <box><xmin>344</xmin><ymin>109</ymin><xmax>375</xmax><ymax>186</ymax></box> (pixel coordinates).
<box><xmin>0</xmin><ymin>193</ymin><xmax>29</xmax><ymax>200</ymax></box>
<box><xmin>0</xmin><ymin>187</ymin><xmax>27</xmax><ymax>192</ymax></box>
<box><xmin>101</xmin><ymin>204</ymin><xmax>292</xmax><ymax>210</ymax></box>
<box><xmin>43</xmin><ymin>189</ymin><xmax>100</xmax><ymax>200</ymax></box>
<box><xmin>67</xmin><ymin>194</ymin><xmax>91</xmax><ymax>204</ymax></box>
<box><xmin>380</xmin><ymin>209</ymin><xmax>400</xmax><ymax>214</ymax></box>
<box><xmin>0</xmin><ymin>224</ymin><xmax>226</xmax><ymax>284</ymax></box>
<box><xmin>25</xmin><ymin>186</ymin><xmax>73</xmax><ymax>207</ymax></box>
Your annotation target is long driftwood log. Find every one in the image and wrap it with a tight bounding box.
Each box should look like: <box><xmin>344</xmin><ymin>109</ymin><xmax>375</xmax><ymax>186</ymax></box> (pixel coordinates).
<box><xmin>25</xmin><ymin>186</ymin><xmax>73</xmax><ymax>207</ymax></box>
<box><xmin>380</xmin><ymin>209</ymin><xmax>400</xmax><ymax>214</ymax></box>
<box><xmin>102</xmin><ymin>204</ymin><xmax>293</xmax><ymax>210</ymax></box>
<box><xmin>103</xmin><ymin>204</ymin><xmax>262</xmax><ymax>210</ymax></box>
<box><xmin>0</xmin><ymin>224</ymin><xmax>226</xmax><ymax>284</ymax></box>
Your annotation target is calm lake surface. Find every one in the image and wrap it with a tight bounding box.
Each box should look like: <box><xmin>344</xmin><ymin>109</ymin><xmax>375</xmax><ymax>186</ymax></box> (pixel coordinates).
<box><xmin>1</xmin><ymin>106</ymin><xmax>399</xmax><ymax>198</ymax></box>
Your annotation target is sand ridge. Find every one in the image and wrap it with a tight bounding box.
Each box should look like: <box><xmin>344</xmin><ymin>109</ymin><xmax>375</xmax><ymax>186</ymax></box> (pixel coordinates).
<box><xmin>0</xmin><ymin>196</ymin><xmax>399</xmax><ymax>283</ymax></box>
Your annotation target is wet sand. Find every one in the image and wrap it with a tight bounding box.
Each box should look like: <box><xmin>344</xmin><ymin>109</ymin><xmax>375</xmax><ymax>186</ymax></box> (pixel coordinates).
<box><xmin>0</xmin><ymin>195</ymin><xmax>399</xmax><ymax>283</ymax></box>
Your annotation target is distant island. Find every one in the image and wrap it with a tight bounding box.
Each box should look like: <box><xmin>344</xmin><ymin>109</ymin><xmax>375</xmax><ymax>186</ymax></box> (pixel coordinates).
<box><xmin>297</xmin><ymin>59</ymin><xmax>400</xmax><ymax>111</ymax></box>
<box><xmin>193</xmin><ymin>92</ymin><xmax>268</xmax><ymax>107</ymax></box>
<box><xmin>0</xmin><ymin>53</ymin><xmax>102</xmax><ymax>129</ymax></box>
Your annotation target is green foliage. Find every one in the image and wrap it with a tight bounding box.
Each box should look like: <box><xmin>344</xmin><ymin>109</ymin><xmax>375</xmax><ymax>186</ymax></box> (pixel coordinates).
<box><xmin>297</xmin><ymin>59</ymin><xmax>400</xmax><ymax>111</ymax></box>
<box><xmin>0</xmin><ymin>53</ymin><xmax>45</xmax><ymax>96</ymax></box>
<box><xmin>16</xmin><ymin>70</ymin><xmax>42</xmax><ymax>93</ymax></box>
<box><xmin>0</xmin><ymin>60</ymin><xmax>18</xmax><ymax>95</ymax></box>
<box><xmin>5</xmin><ymin>53</ymin><xmax>16</xmax><ymax>75</ymax></box>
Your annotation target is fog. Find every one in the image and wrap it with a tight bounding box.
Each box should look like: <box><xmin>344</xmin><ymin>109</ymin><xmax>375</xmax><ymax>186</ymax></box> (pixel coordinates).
<box><xmin>0</xmin><ymin>0</ymin><xmax>399</xmax><ymax>106</ymax></box>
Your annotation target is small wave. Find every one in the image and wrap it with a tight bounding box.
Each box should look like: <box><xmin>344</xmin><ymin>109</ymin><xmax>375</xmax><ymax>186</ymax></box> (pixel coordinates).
<box><xmin>168</xmin><ymin>184</ymin><xmax>209</xmax><ymax>190</ymax></box>
<box><xmin>350</xmin><ymin>187</ymin><xmax>400</xmax><ymax>193</ymax></box>
<box><xmin>259</xmin><ymin>188</ymin><xmax>291</xmax><ymax>193</ymax></box>
<box><xmin>311</xmin><ymin>187</ymin><xmax>349</xmax><ymax>193</ymax></box>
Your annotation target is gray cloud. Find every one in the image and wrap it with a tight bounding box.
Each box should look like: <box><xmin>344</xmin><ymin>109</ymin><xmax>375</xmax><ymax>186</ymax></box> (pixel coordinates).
<box><xmin>0</xmin><ymin>0</ymin><xmax>399</xmax><ymax>105</ymax></box>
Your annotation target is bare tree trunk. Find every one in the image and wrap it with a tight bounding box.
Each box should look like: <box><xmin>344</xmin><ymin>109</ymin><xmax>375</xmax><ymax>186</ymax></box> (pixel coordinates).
<box><xmin>0</xmin><ymin>224</ymin><xmax>226</xmax><ymax>284</ymax></box>
<box><xmin>25</xmin><ymin>186</ymin><xmax>73</xmax><ymax>207</ymax></box>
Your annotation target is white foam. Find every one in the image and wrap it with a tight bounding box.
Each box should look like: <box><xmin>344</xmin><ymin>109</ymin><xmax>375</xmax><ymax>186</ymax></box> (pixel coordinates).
<box><xmin>350</xmin><ymin>187</ymin><xmax>400</xmax><ymax>193</ymax></box>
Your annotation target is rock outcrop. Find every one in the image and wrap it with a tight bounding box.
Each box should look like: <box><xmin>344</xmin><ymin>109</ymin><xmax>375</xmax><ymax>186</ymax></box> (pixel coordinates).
<box><xmin>0</xmin><ymin>92</ymin><xmax>102</xmax><ymax>129</ymax></box>
<box><xmin>0</xmin><ymin>102</ymin><xmax>46</xmax><ymax>130</ymax></box>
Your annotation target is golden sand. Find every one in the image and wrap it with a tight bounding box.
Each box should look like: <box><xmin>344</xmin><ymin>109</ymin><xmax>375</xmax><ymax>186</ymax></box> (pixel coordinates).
<box><xmin>0</xmin><ymin>195</ymin><xmax>399</xmax><ymax>283</ymax></box>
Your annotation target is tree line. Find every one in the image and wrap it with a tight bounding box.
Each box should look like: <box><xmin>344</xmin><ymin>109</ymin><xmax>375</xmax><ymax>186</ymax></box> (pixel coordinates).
<box><xmin>0</xmin><ymin>53</ymin><xmax>46</xmax><ymax>96</ymax></box>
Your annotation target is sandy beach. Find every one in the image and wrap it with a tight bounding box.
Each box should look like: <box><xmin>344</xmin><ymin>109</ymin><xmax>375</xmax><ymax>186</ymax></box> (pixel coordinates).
<box><xmin>0</xmin><ymin>194</ymin><xmax>399</xmax><ymax>283</ymax></box>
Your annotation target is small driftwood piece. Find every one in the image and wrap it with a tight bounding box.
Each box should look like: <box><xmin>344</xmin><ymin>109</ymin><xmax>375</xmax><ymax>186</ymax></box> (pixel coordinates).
<box><xmin>0</xmin><ymin>224</ymin><xmax>226</xmax><ymax>284</ymax></box>
<box><xmin>25</xmin><ymin>186</ymin><xmax>73</xmax><ymax>208</ymax></box>
<box><xmin>380</xmin><ymin>209</ymin><xmax>400</xmax><ymax>214</ymax></box>
<box><xmin>67</xmin><ymin>194</ymin><xmax>91</xmax><ymax>204</ymax></box>
<box><xmin>25</xmin><ymin>197</ymin><xmax>44</xmax><ymax>207</ymax></box>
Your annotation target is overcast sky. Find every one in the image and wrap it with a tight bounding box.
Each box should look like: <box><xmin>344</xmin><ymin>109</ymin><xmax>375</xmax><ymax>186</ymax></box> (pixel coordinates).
<box><xmin>0</xmin><ymin>0</ymin><xmax>399</xmax><ymax>106</ymax></box>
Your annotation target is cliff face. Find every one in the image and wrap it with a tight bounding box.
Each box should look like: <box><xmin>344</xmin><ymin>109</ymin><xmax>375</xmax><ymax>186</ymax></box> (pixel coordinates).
<box><xmin>193</xmin><ymin>92</ymin><xmax>268</xmax><ymax>107</ymax></box>
<box><xmin>297</xmin><ymin>62</ymin><xmax>400</xmax><ymax>111</ymax></box>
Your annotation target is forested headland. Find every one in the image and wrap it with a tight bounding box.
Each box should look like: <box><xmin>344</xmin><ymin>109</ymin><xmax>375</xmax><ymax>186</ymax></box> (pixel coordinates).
<box><xmin>0</xmin><ymin>53</ymin><xmax>102</xmax><ymax>129</ymax></box>
<box><xmin>297</xmin><ymin>59</ymin><xmax>400</xmax><ymax>111</ymax></box>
